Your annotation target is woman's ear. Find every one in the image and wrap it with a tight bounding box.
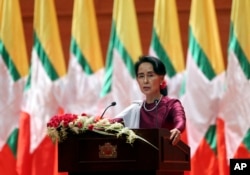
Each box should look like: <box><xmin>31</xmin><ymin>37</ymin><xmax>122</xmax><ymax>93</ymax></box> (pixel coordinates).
<box><xmin>160</xmin><ymin>79</ymin><xmax>167</xmax><ymax>90</ymax></box>
<box><xmin>160</xmin><ymin>75</ymin><xmax>165</xmax><ymax>82</ymax></box>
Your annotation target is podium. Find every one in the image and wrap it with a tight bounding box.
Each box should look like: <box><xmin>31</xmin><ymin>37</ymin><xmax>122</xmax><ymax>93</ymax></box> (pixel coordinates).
<box><xmin>58</xmin><ymin>128</ymin><xmax>190</xmax><ymax>175</ymax></box>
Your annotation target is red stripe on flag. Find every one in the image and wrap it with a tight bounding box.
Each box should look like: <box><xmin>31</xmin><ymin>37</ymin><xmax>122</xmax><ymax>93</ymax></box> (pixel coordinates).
<box><xmin>31</xmin><ymin>137</ymin><xmax>56</xmax><ymax>175</ymax></box>
<box><xmin>0</xmin><ymin>144</ymin><xmax>18</xmax><ymax>175</ymax></box>
<box><xmin>17</xmin><ymin>110</ymin><xmax>68</xmax><ymax>175</ymax></box>
<box><xmin>16</xmin><ymin>111</ymin><xmax>32</xmax><ymax>175</ymax></box>
<box><xmin>216</xmin><ymin>117</ymin><xmax>229</xmax><ymax>175</ymax></box>
<box><xmin>234</xmin><ymin>143</ymin><xmax>250</xmax><ymax>158</ymax></box>
<box><xmin>190</xmin><ymin>138</ymin><xmax>219</xmax><ymax>175</ymax></box>
<box><xmin>30</xmin><ymin>107</ymin><xmax>67</xmax><ymax>175</ymax></box>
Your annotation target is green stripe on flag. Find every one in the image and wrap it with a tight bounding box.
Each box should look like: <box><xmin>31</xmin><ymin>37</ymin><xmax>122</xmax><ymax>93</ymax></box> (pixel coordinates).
<box><xmin>7</xmin><ymin>128</ymin><xmax>18</xmax><ymax>158</ymax></box>
<box><xmin>229</xmin><ymin>23</ymin><xmax>250</xmax><ymax>79</ymax></box>
<box><xmin>70</xmin><ymin>37</ymin><xmax>93</xmax><ymax>75</ymax></box>
<box><xmin>24</xmin><ymin>68</ymin><xmax>31</xmax><ymax>90</ymax></box>
<box><xmin>0</xmin><ymin>40</ymin><xmax>21</xmax><ymax>81</ymax></box>
<box><xmin>101</xmin><ymin>23</ymin><xmax>116</xmax><ymax>96</ymax></box>
<box><xmin>243</xmin><ymin>128</ymin><xmax>250</xmax><ymax>151</ymax></box>
<box><xmin>189</xmin><ymin>27</ymin><xmax>216</xmax><ymax>80</ymax></box>
<box><xmin>34</xmin><ymin>32</ymin><xmax>59</xmax><ymax>81</ymax></box>
<box><xmin>151</xmin><ymin>29</ymin><xmax>176</xmax><ymax>78</ymax></box>
<box><xmin>101</xmin><ymin>21</ymin><xmax>135</xmax><ymax>97</ymax></box>
<box><xmin>179</xmin><ymin>73</ymin><xmax>186</xmax><ymax>96</ymax></box>
<box><xmin>205</xmin><ymin>125</ymin><xmax>217</xmax><ymax>155</ymax></box>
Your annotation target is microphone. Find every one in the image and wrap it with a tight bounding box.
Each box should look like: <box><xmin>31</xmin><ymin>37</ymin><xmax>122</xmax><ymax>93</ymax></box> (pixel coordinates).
<box><xmin>154</xmin><ymin>99</ymin><xmax>159</xmax><ymax>127</ymax></box>
<box><xmin>100</xmin><ymin>102</ymin><xmax>116</xmax><ymax>119</ymax></box>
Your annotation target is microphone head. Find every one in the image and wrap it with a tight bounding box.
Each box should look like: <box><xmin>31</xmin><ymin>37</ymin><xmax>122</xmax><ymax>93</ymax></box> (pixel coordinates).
<box><xmin>111</xmin><ymin>102</ymin><xmax>116</xmax><ymax>106</ymax></box>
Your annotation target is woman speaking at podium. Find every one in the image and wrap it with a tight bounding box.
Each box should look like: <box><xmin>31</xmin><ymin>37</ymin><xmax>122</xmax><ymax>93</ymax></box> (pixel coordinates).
<box><xmin>113</xmin><ymin>55</ymin><xmax>186</xmax><ymax>146</ymax></box>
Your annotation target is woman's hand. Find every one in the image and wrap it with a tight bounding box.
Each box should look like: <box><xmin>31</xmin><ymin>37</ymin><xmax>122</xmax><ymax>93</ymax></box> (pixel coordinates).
<box><xmin>169</xmin><ymin>128</ymin><xmax>181</xmax><ymax>145</ymax></box>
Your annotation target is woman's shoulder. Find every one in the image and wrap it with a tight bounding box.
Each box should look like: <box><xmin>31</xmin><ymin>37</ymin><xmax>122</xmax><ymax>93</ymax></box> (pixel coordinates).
<box><xmin>161</xmin><ymin>96</ymin><xmax>182</xmax><ymax>106</ymax></box>
<box><xmin>162</xmin><ymin>96</ymin><xmax>179</xmax><ymax>102</ymax></box>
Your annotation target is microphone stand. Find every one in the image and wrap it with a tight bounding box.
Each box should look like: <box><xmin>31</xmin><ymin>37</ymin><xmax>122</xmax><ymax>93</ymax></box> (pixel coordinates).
<box><xmin>100</xmin><ymin>102</ymin><xmax>116</xmax><ymax>119</ymax></box>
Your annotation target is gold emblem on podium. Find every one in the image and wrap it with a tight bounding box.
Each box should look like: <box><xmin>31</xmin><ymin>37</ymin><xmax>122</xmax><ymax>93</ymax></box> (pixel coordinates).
<box><xmin>99</xmin><ymin>142</ymin><xmax>117</xmax><ymax>158</ymax></box>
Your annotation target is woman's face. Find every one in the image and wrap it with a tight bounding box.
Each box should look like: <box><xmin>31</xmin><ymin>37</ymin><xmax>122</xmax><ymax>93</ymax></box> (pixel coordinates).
<box><xmin>136</xmin><ymin>62</ymin><xmax>163</xmax><ymax>98</ymax></box>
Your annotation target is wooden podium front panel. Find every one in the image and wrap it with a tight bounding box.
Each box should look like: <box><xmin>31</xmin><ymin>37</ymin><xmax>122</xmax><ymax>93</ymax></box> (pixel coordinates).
<box><xmin>58</xmin><ymin>129</ymin><xmax>190</xmax><ymax>175</ymax></box>
<box><xmin>159</xmin><ymin>136</ymin><xmax>190</xmax><ymax>171</ymax></box>
<box><xmin>135</xmin><ymin>129</ymin><xmax>190</xmax><ymax>173</ymax></box>
<box><xmin>58</xmin><ymin>131</ymin><xmax>159</xmax><ymax>173</ymax></box>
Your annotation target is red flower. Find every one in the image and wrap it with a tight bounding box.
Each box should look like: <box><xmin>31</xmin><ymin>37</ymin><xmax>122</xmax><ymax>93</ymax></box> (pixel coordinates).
<box><xmin>88</xmin><ymin>124</ymin><xmax>94</xmax><ymax>130</ymax></box>
<box><xmin>47</xmin><ymin>115</ymin><xmax>61</xmax><ymax>128</ymax></box>
<box><xmin>47</xmin><ymin>113</ymin><xmax>77</xmax><ymax>128</ymax></box>
<box><xmin>81</xmin><ymin>113</ymin><xmax>88</xmax><ymax>116</ymax></box>
<box><xmin>77</xmin><ymin>122</ymin><xmax>83</xmax><ymax>128</ymax></box>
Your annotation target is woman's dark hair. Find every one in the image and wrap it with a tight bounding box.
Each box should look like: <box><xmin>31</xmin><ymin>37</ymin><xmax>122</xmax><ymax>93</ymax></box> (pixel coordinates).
<box><xmin>134</xmin><ymin>55</ymin><xmax>168</xmax><ymax>96</ymax></box>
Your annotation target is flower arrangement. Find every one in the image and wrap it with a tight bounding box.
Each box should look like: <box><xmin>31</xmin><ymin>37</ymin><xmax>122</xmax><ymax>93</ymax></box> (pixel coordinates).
<box><xmin>47</xmin><ymin>113</ymin><xmax>157</xmax><ymax>149</ymax></box>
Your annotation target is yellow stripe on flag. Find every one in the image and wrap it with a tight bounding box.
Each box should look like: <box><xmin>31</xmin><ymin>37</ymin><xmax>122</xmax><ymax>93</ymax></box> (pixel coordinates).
<box><xmin>153</xmin><ymin>0</ymin><xmax>184</xmax><ymax>72</ymax></box>
<box><xmin>0</xmin><ymin>0</ymin><xmax>3</xmax><ymax>29</ymax></box>
<box><xmin>72</xmin><ymin>0</ymin><xmax>103</xmax><ymax>72</ymax></box>
<box><xmin>34</xmin><ymin>0</ymin><xmax>66</xmax><ymax>76</ymax></box>
<box><xmin>1</xmin><ymin>0</ymin><xmax>28</xmax><ymax>77</ymax></box>
<box><xmin>190</xmin><ymin>0</ymin><xmax>224</xmax><ymax>74</ymax></box>
<box><xmin>231</xmin><ymin>0</ymin><xmax>250</xmax><ymax>62</ymax></box>
<box><xmin>113</xmin><ymin>0</ymin><xmax>142</xmax><ymax>62</ymax></box>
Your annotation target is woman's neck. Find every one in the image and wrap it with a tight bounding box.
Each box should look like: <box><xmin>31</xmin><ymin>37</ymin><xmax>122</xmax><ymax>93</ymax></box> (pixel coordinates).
<box><xmin>145</xmin><ymin>93</ymin><xmax>162</xmax><ymax>104</ymax></box>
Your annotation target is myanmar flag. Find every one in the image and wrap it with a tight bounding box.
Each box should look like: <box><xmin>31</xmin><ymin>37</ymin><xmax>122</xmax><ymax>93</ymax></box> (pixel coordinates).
<box><xmin>149</xmin><ymin>0</ymin><xmax>185</xmax><ymax>99</ymax></box>
<box><xmin>181</xmin><ymin>0</ymin><xmax>225</xmax><ymax>174</ymax></box>
<box><xmin>61</xmin><ymin>0</ymin><xmax>104</xmax><ymax>116</ymax></box>
<box><xmin>219</xmin><ymin>0</ymin><xmax>250</xmax><ymax>173</ymax></box>
<box><xmin>100</xmin><ymin>0</ymin><xmax>143</xmax><ymax>117</ymax></box>
<box><xmin>0</xmin><ymin>0</ymin><xmax>29</xmax><ymax>174</ymax></box>
<box><xmin>17</xmin><ymin>0</ymin><xmax>67</xmax><ymax>175</ymax></box>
